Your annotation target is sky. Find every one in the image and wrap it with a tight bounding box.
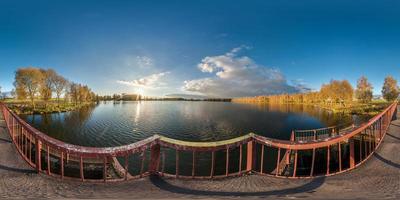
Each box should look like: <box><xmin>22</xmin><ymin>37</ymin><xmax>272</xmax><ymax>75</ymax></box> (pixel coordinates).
<box><xmin>1</xmin><ymin>0</ymin><xmax>400</xmax><ymax>97</ymax></box>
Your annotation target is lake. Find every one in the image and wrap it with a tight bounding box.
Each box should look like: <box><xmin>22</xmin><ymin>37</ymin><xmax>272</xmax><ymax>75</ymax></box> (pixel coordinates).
<box><xmin>20</xmin><ymin>101</ymin><xmax>361</xmax><ymax>147</ymax></box>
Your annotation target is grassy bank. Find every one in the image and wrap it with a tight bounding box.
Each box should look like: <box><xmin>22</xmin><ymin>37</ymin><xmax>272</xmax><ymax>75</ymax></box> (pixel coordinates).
<box><xmin>233</xmin><ymin>99</ymin><xmax>391</xmax><ymax>116</ymax></box>
<box><xmin>3</xmin><ymin>99</ymin><xmax>95</xmax><ymax>115</ymax></box>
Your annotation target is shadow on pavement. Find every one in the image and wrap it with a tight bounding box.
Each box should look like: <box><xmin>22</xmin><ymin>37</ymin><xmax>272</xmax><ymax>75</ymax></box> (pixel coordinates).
<box><xmin>373</xmin><ymin>153</ymin><xmax>400</xmax><ymax>169</ymax></box>
<box><xmin>150</xmin><ymin>175</ymin><xmax>325</xmax><ymax>197</ymax></box>
<box><xmin>0</xmin><ymin>164</ymin><xmax>36</xmax><ymax>174</ymax></box>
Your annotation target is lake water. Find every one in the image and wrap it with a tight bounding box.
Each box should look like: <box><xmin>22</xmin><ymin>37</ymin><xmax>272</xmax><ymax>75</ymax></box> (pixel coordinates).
<box><xmin>20</xmin><ymin>101</ymin><xmax>360</xmax><ymax>147</ymax></box>
<box><xmin>19</xmin><ymin>101</ymin><xmax>370</xmax><ymax>178</ymax></box>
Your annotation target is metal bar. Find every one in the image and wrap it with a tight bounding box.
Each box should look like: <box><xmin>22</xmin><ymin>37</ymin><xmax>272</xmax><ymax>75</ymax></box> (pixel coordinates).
<box><xmin>24</xmin><ymin>129</ymin><xmax>28</xmax><ymax>157</ymax></box>
<box><xmin>246</xmin><ymin>140</ymin><xmax>253</xmax><ymax>171</ymax></box>
<box><xmin>140</xmin><ymin>152</ymin><xmax>145</xmax><ymax>178</ymax></box>
<box><xmin>260</xmin><ymin>145</ymin><xmax>264</xmax><ymax>174</ymax></box>
<box><xmin>226</xmin><ymin>147</ymin><xmax>229</xmax><ymax>176</ymax></box>
<box><xmin>310</xmin><ymin>148</ymin><xmax>315</xmax><ymax>176</ymax></box>
<box><xmin>161</xmin><ymin>151</ymin><xmax>165</xmax><ymax>176</ymax></box>
<box><xmin>47</xmin><ymin>145</ymin><xmax>51</xmax><ymax>175</ymax></box>
<box><xmin>338</xmin><ymin>142</ymin><xmax>342</xmax><ymax>172</ymax></box>
<box><xmin>80</xmin><ymin>156</ymin><xmax>84</xmax><ymax>182</ymax></box>
<box><xmin>349</xmin><ymin>138</ymin><xmax>355</xmax><ymax>169</ymax></box>
<box><xmin>379</xmin><ymin>117</ymin><xmax>382</xmax><ymax>139</ymax></box>
<box><xmin>326</xmin><ymin>145</ymin><xmax>330</xmax><ymax>175</ymax></box>
<box><xmin>359</xmin><ymin>135</ymin><xmax>363</xmax><ymax>161</ymax></box>
<box><xmin>293</xmin><ymin>150</ymin><xmax>298</xmax><ymax>177</ymax></box>
<box><xmin>192</xmin><ymin>151</ymin><xmax>195</xmax><ymax>178</ymax></box>
<box><xmin>175</xmin><ymin>150</ymin><xmax>179</xmax><ymax>178</ymax></box>
<box><xmin>103</xmin><ymin>156</ymin><xmax>107</xmax><ymax>182</ymax></box>
<box><xmin>35</xmin><ymin>139</ymin><xmax>42</xmax><ymax>172</ymax></box>
<box><xmin>239</xmin><ymin>144</ymin><xmax>242</xmax><ymax>174</ymax></box>
<box><xmin>124</xmin><ymin>154</ymin><xmax>129</xmax><ymax>180</ymax></box>
<box><xmin>210</xmin><ymin>151</ymin><xmax>215</xmax><ymax>178</ymax></box>
<box><xmin>275</xmin><ymin>148</ymin><xmax>281</xmax><ymax>176</ymax></box>
<box><xmin>364</xmin><ymin>131</ymin><xmax>368</xmax><ymax>157</ymax></box>
<box><xmin>29</xmin><ymin>134</ymin><xmax>32</xmax><ymax>162</ymax></box>
<box><xmin>60</xmin><ymin>152</ymin><xmax>64</xmax><ymax>179</ymax></box>
<box><xmin>368</xmin><ymin>127</ymin><xmax>372</xmax><ymax>153</ymax></box>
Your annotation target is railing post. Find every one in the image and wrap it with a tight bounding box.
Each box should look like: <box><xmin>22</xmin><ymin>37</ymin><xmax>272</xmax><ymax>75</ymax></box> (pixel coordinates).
<box><xmin>293</xmin><ymin>150</ymin><xmax>298</xmax><ymax>177</ymax></box>
<box><xmin>149</xmin><ymin>144</ymin><xmax>160</xmax><ymax>174</ymax></box>
<box><xmin>192</xmin><ymin>151</ymin><xmax>195</xmax><ymax>178</ymax></box>
<box><xmin>225</xmin><ymin>147</ymin><xmax>229</xmax><ymax>176</ymax></box>
<box><xmin>349</xmin><ymin>138</ymin><xmax>355</xmax><ymax>169</ymax></box>
<box><xmin>80</xmin><ymin>155</ymin><xmax>84</xmax><ymax>182</ymax></box>
<box><xmin>275</xmin><ymin>148</ymin><xmax>281</xmax><ymax>176</ymax></box>
<box><xmin>124</xmin><ymin>154</ymin><xmax>129</xmax><ymax>180</ymax></box>
<box><xmin>246</xmin><ymin>140</ymin><xmax>253</xmax><ymax>172</ymax></box>
<box><xmin>47</xmin><ymin>145</ymin><xmax>51</xmax><ymax>175</ymax></box>
<box><xmin>60</xmin><ymin>152</ymin><xmax>64</xmax><ymax>179</ymax></box>
<box><xmin>326</xmin><ymin>145</ymin><xmax>330</xmax><ymax>175</ymax></box>
<box><xmin>103</xmin><ymin>156</ymin><xmax>107</xmax><ymax>182</ymax></box>
<box><xmin>338</xmin><ymin>142</ymin><xmax>342</xmax><ymax>172</ymax></box>
<box><xmin>175</xmin><ymin>150</ymin><xmax>179</xmax><ymax>178</ymax></box>
<box><xmin>35</xmin><ymin>138</ymin><xmax>42</xmax><ymax>173</ymax></box>
<box><xmin>239</xmin><ymin>144</ymin><xmax>242</xmax><ymax>174</ymax></box>
<box><xmin>210</xmin><ymin>151</ymin><xmax>215</xmax><ymax>178</ymax></box>
<box><xmin>260</xmin><ymin>145</ymin><xmax>264</xmax><ymax>174</ymax></box>
<box><xmin>310</xmin><ymin>148</ymin><xmax>316</xmax><ymax>176</ymax></box>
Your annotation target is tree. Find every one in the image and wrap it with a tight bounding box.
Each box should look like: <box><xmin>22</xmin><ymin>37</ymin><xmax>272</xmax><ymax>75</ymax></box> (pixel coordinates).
<box><xmin>14</xmin><ymin>67</ymin><xmax>44</xmax><ymax>109</ymax></box>
<box><xmin>355</xmin><ymin>76</ymin><xmax>373</xmax><ymax>103</ymax></box>
<box><xmin>53</xmin><ymin>74</ymin><xmax>68</xmax><ymax>106</ymax></box>
<box><xmin>40</xmin><ymin>69</ymin><xmax>57</xmax><ymax>107</ymax></box>
<box><xmin>382</xmin><ymin>76</ymin><xmax>399</xmax><ymax>101</ymax></box>
<box><xmin>320</xmin><ymin>80</ymin><xmax>353</xmax><ymax>105</ymax></box>
<box><xmin>69</xmin><ymin>83</ymin><xmax>79</xmax><ymax>105</ymax></box>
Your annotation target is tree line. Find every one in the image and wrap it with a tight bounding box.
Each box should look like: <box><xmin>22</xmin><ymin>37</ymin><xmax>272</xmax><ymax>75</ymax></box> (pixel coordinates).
<box><xmin>233</xmin><ymin>76</ymin><xmax>400</xmax><ymax>105</ymax></box>
<box><xmin>13</xmin><ymin>67</ymin><xmax>96</xmax><ymax>108</ymax></box>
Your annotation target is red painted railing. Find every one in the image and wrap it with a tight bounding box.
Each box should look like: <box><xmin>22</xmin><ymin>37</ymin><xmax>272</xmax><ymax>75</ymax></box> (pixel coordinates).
<box><xmin>0</xmin><ymin>102</ymin><xmax>397</xmax><ymax>182</ymax></box>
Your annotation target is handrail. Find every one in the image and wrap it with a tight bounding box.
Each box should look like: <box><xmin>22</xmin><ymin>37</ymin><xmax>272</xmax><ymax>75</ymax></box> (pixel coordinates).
<box><xmin>0</xmin><ymin>101</ymin><xmax>397</xmax><ymax>181</ymax></box>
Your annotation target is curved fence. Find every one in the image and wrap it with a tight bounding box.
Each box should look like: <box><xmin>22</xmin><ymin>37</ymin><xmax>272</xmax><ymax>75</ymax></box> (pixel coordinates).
<box><xmin>293</xmin><ymin>122</ymin><xmax>355</xmax><ymax>142</ymax></box>
<box><xmin>0</xmin><ymin>102</ymin><xmax>397</xmax><ymax>182</ymax></box>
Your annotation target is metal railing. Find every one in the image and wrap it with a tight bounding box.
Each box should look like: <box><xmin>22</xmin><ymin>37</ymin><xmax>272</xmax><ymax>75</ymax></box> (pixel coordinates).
<box><xmin>293</xmin><ymin>122</ymin><xmax>355</xmax><ymax>142</ymax></box>
<box><xmin>0</xmin><ymin>102</ymin><xmax>397</xmax><ymax>181</ymax></box>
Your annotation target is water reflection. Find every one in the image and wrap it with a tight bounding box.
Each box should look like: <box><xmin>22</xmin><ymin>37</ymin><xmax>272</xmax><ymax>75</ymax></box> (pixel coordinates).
<box><xmin>20</xmin><ymin>101</ymin><xmax>362</xmax><ymax>147</ymax></box>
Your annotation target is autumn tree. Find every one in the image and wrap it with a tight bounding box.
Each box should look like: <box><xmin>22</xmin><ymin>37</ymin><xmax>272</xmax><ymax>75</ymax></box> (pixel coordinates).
<box><xmin>355</xmin><ymin>76</ymin><xmax>373</xmax><ymax>103</ymax></box>
<box><xmin>40</xmin><ymin>69</ymin><xmax>57</xmax><ymax>107</ymax></box>
<box><xmin>53</xmin><ymin>74</ymin><xmax>68</xmax><ymax>106</ymax></box>
<box><xmin>69</xmin><ymin>83</ymin><xmax>79</xmax><ymax>105</ymax></box>
<box><xmin>381</xmin><ymin>76</ymin><xmax>399</xmax><ymax>101</ymax></box>
<box><xmin>14</xmin><ymin>67</ymin><xmax>44</xmax><ymax>109</ymax></box>
<box><xmin>320</xmin><ymin>80</ymin><xmax>353</xmax><ymax>105</ymax></box>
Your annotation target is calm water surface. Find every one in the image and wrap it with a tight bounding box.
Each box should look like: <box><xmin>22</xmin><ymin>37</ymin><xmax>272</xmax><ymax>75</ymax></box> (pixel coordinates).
<box><xmin>20</xmin><ymin>101</ymin><xmax>362</xmax><ymax>147</ymax></box>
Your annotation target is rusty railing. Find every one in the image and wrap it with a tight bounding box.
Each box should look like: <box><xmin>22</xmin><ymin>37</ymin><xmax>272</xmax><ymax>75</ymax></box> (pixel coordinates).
<box><xmin>0</xmin><ymin>102</ymin><xmax>397</xmax><ymax>181</ymax></box>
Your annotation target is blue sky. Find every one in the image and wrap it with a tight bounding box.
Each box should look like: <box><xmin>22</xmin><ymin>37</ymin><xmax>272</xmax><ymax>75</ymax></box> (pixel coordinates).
<box><xmin>0</xmin><ymin>0</ymin><xmax>399</xmax><ymax>97</ymax></box>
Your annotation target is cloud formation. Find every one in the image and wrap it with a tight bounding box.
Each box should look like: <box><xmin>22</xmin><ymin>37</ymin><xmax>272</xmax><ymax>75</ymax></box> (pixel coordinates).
<box><xmin>183</xmin><ymin>47</ymin><xmax>307</xmax><ymax>97</ymax></box>
<box><xmin>117</xmin><ymin>72</ymin><xmax>169</xmax><ymax>89</ymax></box>
<box><xmin>136</xmin><ymin>56</ymin><xmax>153</xmax><ymax>68</ymax></box>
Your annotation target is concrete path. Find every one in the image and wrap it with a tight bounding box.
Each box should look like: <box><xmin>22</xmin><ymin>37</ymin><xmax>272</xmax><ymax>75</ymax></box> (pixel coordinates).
<box><xmin>0</xmin><ymin>108</ymin><xmax>399</xmax><ymax>199</ymax></box>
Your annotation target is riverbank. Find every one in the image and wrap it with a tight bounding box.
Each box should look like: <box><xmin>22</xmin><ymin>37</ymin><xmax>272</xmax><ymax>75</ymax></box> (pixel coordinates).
<box><xmin>2</xmin><ymin>100</ymin><xmax>95</xmax><ymax>115</ymax></box>
<box><xmin>232</xmin><ymin>99</ymin><xmax>391</xmax><ymax>116</ymax></box>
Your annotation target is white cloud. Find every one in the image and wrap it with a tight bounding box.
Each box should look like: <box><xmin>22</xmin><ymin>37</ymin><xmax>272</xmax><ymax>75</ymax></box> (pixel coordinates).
<box><xmin>136</xmin><ymin>56</ymin><xmax>153</xmax><ymax>68</ymax></box>
<box><xmin>117</xmin><ymin>72</ymin><xmax>169</xmax><ymax>89</ymax></box>
<box><xmin>124</xmin><ymin>55</ymin><xmax>153</xmax><ymax>68</ymax></box>
<box><xmin>183</xmin><ymin>47</ymin><xmax>308</xmax><ymax>97</ymax></box>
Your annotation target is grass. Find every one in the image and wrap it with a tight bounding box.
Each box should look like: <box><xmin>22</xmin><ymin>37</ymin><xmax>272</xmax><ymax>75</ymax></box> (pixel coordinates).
<box><xmin>3</xmin><ymin>99</ymin><xmax>94</xmax><ymax>115</ymax></box>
